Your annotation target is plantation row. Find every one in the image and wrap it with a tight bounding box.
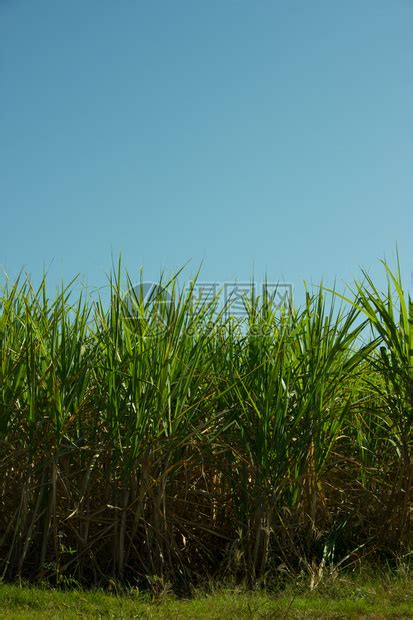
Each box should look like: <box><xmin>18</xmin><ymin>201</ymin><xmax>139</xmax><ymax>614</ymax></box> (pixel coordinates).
<box><xmin>0</xmin><ymin>262</ymin><xmax>412</xmax><ymax>591</ymax></box>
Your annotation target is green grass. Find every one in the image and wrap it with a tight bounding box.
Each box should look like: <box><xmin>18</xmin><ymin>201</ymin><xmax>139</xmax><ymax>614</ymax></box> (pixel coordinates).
<box><xmin>1</xmin><ymin>573</ymin><xmax>413</xmax><ymax>618</ymax></box>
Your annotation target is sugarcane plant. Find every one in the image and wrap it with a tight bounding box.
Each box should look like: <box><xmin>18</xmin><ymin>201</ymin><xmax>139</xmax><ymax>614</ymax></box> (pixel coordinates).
<box><xmin>0</xmin><ymin>258</ymin><xmax>411</xmax><ymax>589</ymax></box>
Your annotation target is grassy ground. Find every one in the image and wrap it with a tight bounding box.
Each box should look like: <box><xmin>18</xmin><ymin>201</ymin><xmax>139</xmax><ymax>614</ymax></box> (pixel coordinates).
<box><xmin>1</xmin><ymin>573</ymin><xmax>413</xmax><ymax>619</ymax></box>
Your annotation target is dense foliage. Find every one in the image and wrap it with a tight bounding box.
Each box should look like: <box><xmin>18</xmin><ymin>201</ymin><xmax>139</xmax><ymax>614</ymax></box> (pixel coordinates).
<box><xmin>0</xmin><ymin>260</ymin><xmax>412</xmax><ymax>590</ymax></box>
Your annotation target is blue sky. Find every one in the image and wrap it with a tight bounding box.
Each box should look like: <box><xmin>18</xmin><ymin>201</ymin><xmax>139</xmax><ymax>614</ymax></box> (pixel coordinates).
<box><xmin>1</xmin><ymin>0</ymin><xmax>412</xmax><ymax>303</ymax></box>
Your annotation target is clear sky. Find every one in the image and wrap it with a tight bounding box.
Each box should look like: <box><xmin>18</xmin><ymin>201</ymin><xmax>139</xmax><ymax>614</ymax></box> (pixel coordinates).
<box><xmin>1</xmin><ymin>0</ymin><xmax>412</xmax><ymax>303</ymax></box>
